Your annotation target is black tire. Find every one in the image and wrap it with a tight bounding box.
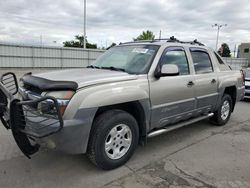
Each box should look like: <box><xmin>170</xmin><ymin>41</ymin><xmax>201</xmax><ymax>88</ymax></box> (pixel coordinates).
<box><xmin>87</xmin><ymin>109</ymin><xmax>139</xmax><ymax>170</ymax></box>
<box><xmin>210</xmin><ymin>94</ymin><xmax>233</xmax><ymax>126</ymax></box>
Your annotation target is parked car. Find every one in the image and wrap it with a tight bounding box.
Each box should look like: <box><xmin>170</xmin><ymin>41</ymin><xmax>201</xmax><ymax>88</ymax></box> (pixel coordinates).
<box><xmin>0</xmin><ymin>37</ymin><xmax>245</xmax><ymax>170</ymax></box>
<box><xmin>244</xmin><ymin>68</ymin><xmax>250</xmax><ymax>99</ymax></box>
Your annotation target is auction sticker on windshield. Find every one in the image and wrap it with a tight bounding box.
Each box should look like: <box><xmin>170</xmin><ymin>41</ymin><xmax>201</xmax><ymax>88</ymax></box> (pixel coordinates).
<box><xmin>132</xmin><ymin>48</ymin><xmax>149</xmax><ymax>54</ymax></box>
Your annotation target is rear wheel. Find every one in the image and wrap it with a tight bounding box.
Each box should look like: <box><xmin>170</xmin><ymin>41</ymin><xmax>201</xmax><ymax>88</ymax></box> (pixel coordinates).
<box><xmin>87</xmin><ymin>110</ymin><xmax>139</xmax><ymax>170</ymax></box>
<box><xmin>210</xmin><ymin>94</ymin><xmax>232</xmax><ymax>126</ymax></box>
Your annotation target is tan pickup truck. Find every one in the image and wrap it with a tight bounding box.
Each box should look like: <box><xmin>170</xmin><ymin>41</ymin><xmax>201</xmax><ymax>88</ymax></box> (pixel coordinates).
<box><xmin>0</xmin><ymin>37</ymin><xmax>245</xmax><ymax>169</ymax></box>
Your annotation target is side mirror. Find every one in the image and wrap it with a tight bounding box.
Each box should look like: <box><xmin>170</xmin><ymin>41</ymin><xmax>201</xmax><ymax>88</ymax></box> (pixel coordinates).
<box><xmin>155</xmin><ymin>64</ymin><xmax>179</xmax><ymax>78</ymax></box>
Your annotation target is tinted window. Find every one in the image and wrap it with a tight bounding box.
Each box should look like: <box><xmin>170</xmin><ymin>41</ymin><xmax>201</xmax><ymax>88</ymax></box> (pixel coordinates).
<box><xmin>190</xmin><ymin>50</ymin><xmax>213</xmax><ymax>74</ymax></box>
<box><xmin>244</xmin><ymin>48</ymin><xmax>249</xmax><ymax>53</ymax></box>
<box><xmin>161</xmin><ymin>49</ymin><xmax>189</xmax><ymax>75</ymax></box>
<box><xmin>214</xmin><ymin>52</ymin><xmax>224</xmax><ymax>64</ymax></box>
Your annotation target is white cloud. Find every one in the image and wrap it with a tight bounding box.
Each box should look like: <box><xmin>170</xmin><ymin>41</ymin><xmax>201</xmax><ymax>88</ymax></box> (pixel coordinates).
<box><xmin>0</xmin><ymin>0</ymin><xmax>250</xmax><ymax>50</ymax></box>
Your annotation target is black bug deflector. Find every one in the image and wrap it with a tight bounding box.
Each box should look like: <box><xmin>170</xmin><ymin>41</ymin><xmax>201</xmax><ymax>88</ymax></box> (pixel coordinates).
<box><xmin>0</xmin><ymin>72</ymin><xmax>64</xmax><ymax>158</ymax></box>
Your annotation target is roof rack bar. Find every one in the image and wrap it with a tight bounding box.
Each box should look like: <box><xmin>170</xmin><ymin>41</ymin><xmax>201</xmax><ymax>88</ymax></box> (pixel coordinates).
<box><xmin>120</xmin><ymin>40</ymin><xmax>154</xmax><ymax>45</ymax></box>
<box><xmin>119</xmin><ymin>36</ymin><xmax>205</xmax><ymax>46</ymax></box>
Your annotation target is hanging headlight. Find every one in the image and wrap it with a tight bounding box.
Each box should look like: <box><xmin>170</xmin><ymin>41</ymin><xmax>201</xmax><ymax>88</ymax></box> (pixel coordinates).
<box><xmin>41</xmin><ymin>91</ymin><xmax>75</xmax><ymax>115</ymax></box>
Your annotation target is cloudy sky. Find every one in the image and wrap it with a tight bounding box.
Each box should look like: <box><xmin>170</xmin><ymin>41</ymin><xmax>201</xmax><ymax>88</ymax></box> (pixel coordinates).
<box><xmin>0</xmin><ymin>0</ymin><xmax>249</xmax><ymax>51</ymax></box>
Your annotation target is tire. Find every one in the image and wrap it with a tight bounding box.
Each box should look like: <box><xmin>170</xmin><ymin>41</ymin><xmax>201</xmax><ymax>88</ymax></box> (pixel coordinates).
<box><xmin>87</xmin><ymin>109</ymin><xmax>139</xmax><ymax>170</ymax></box>
<box><xmin>210</xmin><ymin>94</ymin><xmax>233</xmax><ymax>126</ymax></box>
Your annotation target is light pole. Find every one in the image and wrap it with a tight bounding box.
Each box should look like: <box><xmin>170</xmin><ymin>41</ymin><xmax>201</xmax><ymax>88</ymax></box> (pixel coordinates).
<box><xmin>83</xmin><ymin>0</ymin><xmax>86</xmax><ymax>49</ymax></box>
<box><xmin>212</xmin><ymin>24</ymin><xmax>227</xmax><ymax>50</ymax></box>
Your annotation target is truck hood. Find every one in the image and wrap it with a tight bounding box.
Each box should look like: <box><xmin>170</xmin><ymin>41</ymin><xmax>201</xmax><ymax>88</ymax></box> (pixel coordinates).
<box><xmin>35</xmin><ymin>68</ymin><xmax>138</xmax><ymax>89</ymax></box>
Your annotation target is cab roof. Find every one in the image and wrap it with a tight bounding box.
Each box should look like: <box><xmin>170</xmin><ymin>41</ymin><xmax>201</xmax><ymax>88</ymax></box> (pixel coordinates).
<box><xmin>119</xmin><ymin>36</ymin><xmax>211</xmax><ymax>50</ymax></box>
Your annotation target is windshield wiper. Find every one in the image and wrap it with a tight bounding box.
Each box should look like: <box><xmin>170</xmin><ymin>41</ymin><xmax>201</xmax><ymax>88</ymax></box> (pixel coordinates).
<box><xmin>100</xmin><ymin>66</ymin><xmax>126</xmax><ymax>72</ymax></box>
<box><xmin>86</xmin><ymin>65</ymin><xmax>100</xmax><ymax>69</ymax></box>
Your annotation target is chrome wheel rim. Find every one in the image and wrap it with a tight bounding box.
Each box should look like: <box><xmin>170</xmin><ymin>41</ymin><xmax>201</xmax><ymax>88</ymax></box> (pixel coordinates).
<box><xmin>105</xmin><ymin>124</ymin><xmax>132</xmax><ymax>160</ymax></box>
<box><xmin>221</xmin><ymin>100</ymin><xmax>230</xmax><ymax>120</ymax></box>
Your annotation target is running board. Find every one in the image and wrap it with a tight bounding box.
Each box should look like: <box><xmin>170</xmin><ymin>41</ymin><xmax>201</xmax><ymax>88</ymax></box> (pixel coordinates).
<box><xmin>147</xmin><ymin>113</ymin><xmax>214</xmax><ymax>138</ymax></box>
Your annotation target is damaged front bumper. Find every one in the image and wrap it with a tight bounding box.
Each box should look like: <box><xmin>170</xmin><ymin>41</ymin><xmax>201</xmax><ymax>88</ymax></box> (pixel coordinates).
<box><xmin>0</xmin><ymin>72</ymin><xmax>64</xmax><ymax>158</ymax></box>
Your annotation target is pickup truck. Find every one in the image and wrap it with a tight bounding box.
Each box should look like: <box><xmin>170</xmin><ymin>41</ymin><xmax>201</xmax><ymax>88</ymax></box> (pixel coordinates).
<box><xmin>0</xmin><ymin>38</ymin><xmax>245</xmax><ymax>170</ymax></box>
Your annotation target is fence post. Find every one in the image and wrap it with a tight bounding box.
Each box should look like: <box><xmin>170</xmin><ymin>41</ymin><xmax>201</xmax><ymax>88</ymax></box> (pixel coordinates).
<box><xmin>60</xmin><ymin>47</ymin><xmax>63</xmax><ymax>69</ymax></box>
<box><xmin>31</xmin><ymin>46</ymin><xmax>35</xmax><ymax>69</ymax></box>
<box><xmin>87</xmin><ymin>49</ymin><xmax>90</xmax><ymax>66</ymax></box>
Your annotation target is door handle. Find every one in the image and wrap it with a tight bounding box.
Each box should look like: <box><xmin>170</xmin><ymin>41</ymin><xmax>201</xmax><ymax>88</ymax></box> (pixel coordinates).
<box><xmin>187</xmin><ymin>81</ymin><xmax>194</xmax><ymax>87</ymax></box>
<box><xmin>211</xmin><ymin>79</ymin><xmax>216</xmax><ymax>84</ymax></box>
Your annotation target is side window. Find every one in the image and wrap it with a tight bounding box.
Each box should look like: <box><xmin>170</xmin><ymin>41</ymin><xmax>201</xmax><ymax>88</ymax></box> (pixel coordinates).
<box><xmin>214</xmin><ymin>52</ymin><xmax>224</xmax><ymax>64</ymax></box>
<box><xmin>160</xmin><ymin>49</ymin><xmax>189</xmax><ymax>75</ymax></box>
<box><xmin>190</xmin><ymin>49</ymin><xmax>213</xmax><ymax>74</ymax></box>
<box><xmin>214</xmin><ymin>52</ymin><xmax>231</xmax><ymax>71</ymax></box>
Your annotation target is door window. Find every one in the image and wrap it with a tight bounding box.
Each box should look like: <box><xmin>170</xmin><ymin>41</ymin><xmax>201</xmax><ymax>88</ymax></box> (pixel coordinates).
<box><xmin>160</xmin><ymin>48</ymin><xmax>189</xmax><ymax>75</ymax></box>
<box><xmin>190</xmin><ymin>49</ymin><xmax>213</xmax><ymax>74</ymax></box>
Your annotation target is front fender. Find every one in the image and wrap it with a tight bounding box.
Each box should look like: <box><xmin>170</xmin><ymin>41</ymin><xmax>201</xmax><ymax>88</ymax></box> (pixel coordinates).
<box><xmin>80</xmin><ymin>86</ymin><xmax>149</xmax><ymax>108</ymax></box>
<box><xmin>64</xmin><ymin>78</ymin><xmax>150</xmax><ymax>120</ymax></box>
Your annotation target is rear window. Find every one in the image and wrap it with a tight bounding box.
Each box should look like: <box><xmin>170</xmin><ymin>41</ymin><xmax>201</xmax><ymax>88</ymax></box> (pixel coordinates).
<box><xmin>214</xmin><ymin>52</ymin><xmax>231</xmax><ymax>71</ymax></box>
<box><xmin>214</xmin><ymin>52</ymin><xmax>224</xmax><ymax>64</ymax></box>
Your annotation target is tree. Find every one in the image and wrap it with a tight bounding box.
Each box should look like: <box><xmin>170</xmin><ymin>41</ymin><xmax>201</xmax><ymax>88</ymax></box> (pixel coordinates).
<box><xmin>134</xmin><ymin>30</ymin><xmax>155</xmax><ymax>41</ymax></box>
<box><xmin>218</xmin><ymin>43</ymin><xmax>231</xmax><ymax>57</ymax></box>
<box><xmin>63</xmin><ymin>35</ymin><xmax>97</xmax><ymax>49</ymax></box>
<box><xmin>106</xmin><ymin>42</ymin><xmax>117</xmax><ymax>50</ymax></box>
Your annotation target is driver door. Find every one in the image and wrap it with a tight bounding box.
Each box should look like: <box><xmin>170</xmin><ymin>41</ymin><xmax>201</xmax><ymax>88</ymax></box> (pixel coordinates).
<box><xmin>149</xmin><ymin>47</ymin><xmax>196</xmax><ymax>128</ymax></box>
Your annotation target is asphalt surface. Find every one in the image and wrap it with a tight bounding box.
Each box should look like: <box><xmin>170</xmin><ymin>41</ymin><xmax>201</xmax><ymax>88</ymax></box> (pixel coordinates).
<box><xmin>0</xmin><ymin>69</ymin><xmax>250</xmax><ymax>188</ymax></box>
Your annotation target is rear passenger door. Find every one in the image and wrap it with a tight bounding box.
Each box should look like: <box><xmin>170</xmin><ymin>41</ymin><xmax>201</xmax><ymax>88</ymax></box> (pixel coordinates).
<box><xmin>189</xmin><ymin>48</ymin><xmax>219</xmax><ymax>113</ymax></box>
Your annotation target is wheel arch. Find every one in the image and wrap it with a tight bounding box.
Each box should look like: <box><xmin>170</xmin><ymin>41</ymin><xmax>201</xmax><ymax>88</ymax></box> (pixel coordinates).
<box><xmin>90</xmin><ymin>100</ymin><xmax>150</xmax><ymax>145</ymax></box>
<box><xmin>223</xmin><ymin>86</ymin><xmax>237</xmax><ymax>112</ymax></box>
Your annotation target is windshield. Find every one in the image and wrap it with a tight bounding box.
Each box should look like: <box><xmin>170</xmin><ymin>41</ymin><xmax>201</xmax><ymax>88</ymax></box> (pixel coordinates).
<box><xmin>91</xmin><ymin>45</ymin><xmax>159</xmax><ymax>74</ymax></box>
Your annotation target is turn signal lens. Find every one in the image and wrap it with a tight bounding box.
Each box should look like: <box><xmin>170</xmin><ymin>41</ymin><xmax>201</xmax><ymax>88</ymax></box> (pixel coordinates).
<box><xmin>240</xmin><ymin>70</ymin><xmax>245</xmax><ymax>86</ymax></box>
<box><xmin>58</xmin><ymin>105</ymin><xmax>67</xmax><ymax>116</ymax></box>
<box><xmin>42</xmin><ymin>91</ymin><xmax>75</xmax><ymax>100</ymax></box>
<box><xmin>41</xmin><ymin>91</ymin><xmax>75</xmax><ymax>116</ymax></box>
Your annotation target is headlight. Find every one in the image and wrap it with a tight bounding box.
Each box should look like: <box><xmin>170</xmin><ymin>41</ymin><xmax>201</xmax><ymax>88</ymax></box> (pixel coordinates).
<box><xmin>42</xmin><ymin>91</ymin><xmax>75</xmax><ymax>100</ymax></box>
<box><xmin>41</xmin><ymin>91</ymin><xmax>75</xmax><ymax>115</ymax></box>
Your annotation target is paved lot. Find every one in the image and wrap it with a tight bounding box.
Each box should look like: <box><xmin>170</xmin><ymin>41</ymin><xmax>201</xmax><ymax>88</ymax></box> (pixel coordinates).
<box><xmin>0</xmin><ymin>69</ymin><xmax>250</xmax><ymax>188</ymax></box>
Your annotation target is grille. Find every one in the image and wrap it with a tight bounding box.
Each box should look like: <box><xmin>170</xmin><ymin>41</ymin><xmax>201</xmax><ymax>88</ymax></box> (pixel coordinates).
<box><xmin>11</xmin><ymin>96</ymin><xmax>63</xmax><ymax>138</ymax></box>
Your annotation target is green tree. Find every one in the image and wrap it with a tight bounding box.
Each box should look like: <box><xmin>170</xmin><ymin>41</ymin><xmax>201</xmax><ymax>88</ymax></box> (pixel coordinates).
<box><xmin>106</xmin><ymin>42</ymin><xmax>117</xmax><ymax>50</ymax></box>
<box><xmin>218</xmin><ymin>43</ymin><xmax>231</xmax><ymax>57</ymax></box>
<box><xmin>134</xmin><ymin>30</ymin><xmax>155</xmax><ymax>41</ymax></box>
<box><xmin>63</xmin><ymin>35</ymin><xmax>97</xmax><ymax>49</ymax></box>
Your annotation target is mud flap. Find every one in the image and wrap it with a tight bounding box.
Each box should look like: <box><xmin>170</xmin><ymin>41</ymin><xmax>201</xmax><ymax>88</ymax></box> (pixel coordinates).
<box><xmin>10</xmin><ymin>99</ymin><xmax>40</xmax><ymax>159</ymax></box>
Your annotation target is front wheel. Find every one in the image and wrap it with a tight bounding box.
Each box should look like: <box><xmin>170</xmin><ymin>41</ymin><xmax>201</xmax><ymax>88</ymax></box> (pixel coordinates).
<box><xmin>210</xmin><ymin>94</ymin><xmax>232</xmax><ymax>126</ymax></box>
<box><xmin>87</xmin><ymin>110</ymin><xmax>139</xmax><ymax>170</ymax></box>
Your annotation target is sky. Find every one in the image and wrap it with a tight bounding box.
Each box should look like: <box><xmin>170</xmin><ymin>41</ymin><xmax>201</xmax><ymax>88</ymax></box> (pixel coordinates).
<box><xmin>0</xmin><ymin>0</ymin><xmax>250</xmax><ymax>51</ymax></box>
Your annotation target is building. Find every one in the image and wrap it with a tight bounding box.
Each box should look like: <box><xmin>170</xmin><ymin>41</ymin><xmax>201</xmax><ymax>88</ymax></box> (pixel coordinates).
<box><xmin>238</xmin><ymin>43</ymin><xmax>250</xmax><ymax>59</ymax></box>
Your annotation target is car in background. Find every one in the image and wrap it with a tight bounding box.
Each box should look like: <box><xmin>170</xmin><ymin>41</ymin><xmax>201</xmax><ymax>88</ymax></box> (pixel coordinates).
<box><xmin>244</xmin><ymin>68</ymin><xmax>250</xmax><ymax>99</ymax></box>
